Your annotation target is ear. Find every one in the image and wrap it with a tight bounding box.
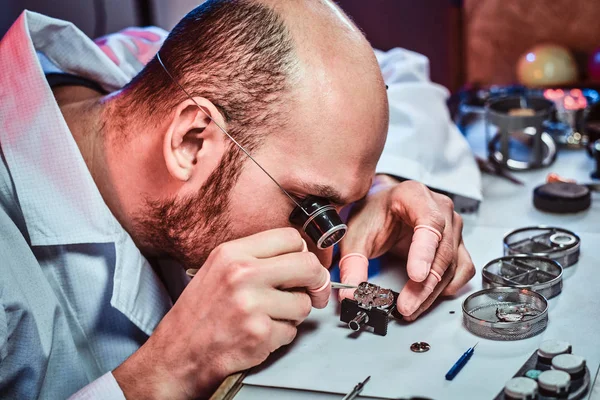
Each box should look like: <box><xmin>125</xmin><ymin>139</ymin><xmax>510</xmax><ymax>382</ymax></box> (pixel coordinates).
<box><xmin>163</xmin><ymin>97</ymin><xmax>228</xmax><ymax>184</ymax></box>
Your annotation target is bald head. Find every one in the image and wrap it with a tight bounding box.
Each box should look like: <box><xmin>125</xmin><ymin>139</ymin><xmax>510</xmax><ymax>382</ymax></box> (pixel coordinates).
<box><xmin>121</xmin><ymin>0</ymin><xmax>386</xmax><ymax>152</ymax></box>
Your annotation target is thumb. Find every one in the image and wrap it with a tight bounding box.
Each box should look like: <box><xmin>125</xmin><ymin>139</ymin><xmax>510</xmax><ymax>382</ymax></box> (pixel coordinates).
<box><xmin>337</xmin><ymin>251</ymin><xmax>369</xmax><ymax>302</ymax></box>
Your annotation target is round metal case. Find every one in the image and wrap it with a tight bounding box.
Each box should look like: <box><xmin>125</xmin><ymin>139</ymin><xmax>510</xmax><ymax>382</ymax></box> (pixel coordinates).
<box><xmin>482</xmin><ymin>256</ymin><xmax>563</xmax><ymax>299</ymax></box>
<box><xmin>462</xmin><ymin>287</ymin><xmax>548</xmax><ymax>340</ymax></box>
<box><xmin>503</xmin><ymin>226</ymin><xmax>581</xmax><ymax>267</ymax></box>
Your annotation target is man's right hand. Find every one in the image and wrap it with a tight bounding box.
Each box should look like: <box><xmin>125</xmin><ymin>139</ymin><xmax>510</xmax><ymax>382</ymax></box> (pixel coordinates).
<box><xmin>113</xmin><ymin>228</ymin><xmax>330</xmax><ymax>399</ymax></box>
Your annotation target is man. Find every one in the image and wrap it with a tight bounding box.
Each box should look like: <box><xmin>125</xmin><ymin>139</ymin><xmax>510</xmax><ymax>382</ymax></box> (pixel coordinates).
<box><xmin>0</xmin><ymin>0</ymin><xmax>475</xmax><ymax>398</ymax></box>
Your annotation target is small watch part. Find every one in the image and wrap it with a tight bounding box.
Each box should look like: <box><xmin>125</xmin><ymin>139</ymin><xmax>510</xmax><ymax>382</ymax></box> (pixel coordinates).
<box><xmin>504</xmin><ymin>377</ymin><xmax>538</xmax><ymax>400</ymax></box>
<box><xmin>410</xmin><ymin>342</ymin><xmax>430</xmax><ymax>353</ymax></box>
<box><xmin>549</xmin><ymin>232</ymin><xmax>577</xmax><ymax>246</ymax></box>
<box><xmin>353</xmin><ymin>282</ymin><xmax>394</xmax><ymax>309</ymax></box>
<box><xmin>495</xmin><ymin>305</ymin><xmax>539</xmax><ymax>322</ymax></box>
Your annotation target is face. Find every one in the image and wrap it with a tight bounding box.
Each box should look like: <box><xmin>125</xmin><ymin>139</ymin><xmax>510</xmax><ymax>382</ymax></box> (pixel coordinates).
<box><xmin>221</xmin><ymin>58</ymin><xmax>389</xmax><ymax>267</ymax></box>
<box><xmin>134</xmin><ymin>44</ymin><xmax>388</xmax><ymax>269</ymax></box>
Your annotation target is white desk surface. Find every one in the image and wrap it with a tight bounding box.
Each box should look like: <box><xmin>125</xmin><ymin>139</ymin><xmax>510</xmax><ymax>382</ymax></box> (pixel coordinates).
<box><xmin>235</xmin><ymin>121</ymin><xmax>600</xmax><ymax>399</ymax></box>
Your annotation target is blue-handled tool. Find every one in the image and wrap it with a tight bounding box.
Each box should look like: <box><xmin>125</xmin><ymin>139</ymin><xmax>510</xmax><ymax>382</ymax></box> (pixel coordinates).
<box><xmin>445</xmin><ymin>342</ymin><xmax>478</xmax><ymax>381</ymax></box>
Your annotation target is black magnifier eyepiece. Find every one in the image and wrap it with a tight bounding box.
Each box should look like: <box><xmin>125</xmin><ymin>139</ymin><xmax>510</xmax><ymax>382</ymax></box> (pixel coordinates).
<box><xmin>289</xmin><ymin>196</ymin><xmax>347</xmax><ymax>249</ymax></box>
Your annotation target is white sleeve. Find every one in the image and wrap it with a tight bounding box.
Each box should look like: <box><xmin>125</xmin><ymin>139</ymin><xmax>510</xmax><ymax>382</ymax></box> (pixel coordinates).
<box><xmin>67</xmin><ymin>372</ymin><xmax>126</xmax><ymax>400</ymax></box>
<box><xmin>375</xmin><ymin>48</ymin><xmax>482</xmax><ymax>201</ymax></box>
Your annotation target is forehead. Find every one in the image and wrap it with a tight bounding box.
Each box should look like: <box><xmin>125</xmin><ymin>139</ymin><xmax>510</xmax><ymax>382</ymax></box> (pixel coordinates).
<box><xmin>267</xmin><ymin>70</ymin><xmax>388</xmax><ymax>204</ymax></box>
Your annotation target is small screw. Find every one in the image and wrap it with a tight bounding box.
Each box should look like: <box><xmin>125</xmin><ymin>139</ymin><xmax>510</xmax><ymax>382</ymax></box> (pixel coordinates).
<box><xmin>410</xmin><ymin>342</ymin><xmax>431</xmax><ymax>353</ymax></box>
<box><xmin>449</xmin><ymin>311</ymin><xmax>455</xmax><ymax>314</ymax></box>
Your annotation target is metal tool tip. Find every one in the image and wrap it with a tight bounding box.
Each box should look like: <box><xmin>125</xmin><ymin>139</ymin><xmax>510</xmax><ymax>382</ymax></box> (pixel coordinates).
<box><xmin>473</xmin><ymin>342</ymin><xmax>479</xmax><ymax>349</ymax></box>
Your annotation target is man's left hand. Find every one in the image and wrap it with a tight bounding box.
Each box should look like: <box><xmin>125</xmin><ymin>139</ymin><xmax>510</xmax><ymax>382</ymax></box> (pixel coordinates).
<box><xmin>338</xmin><ymin>176</ymin><xmax>475</xmax><ymax>321</ymax></box>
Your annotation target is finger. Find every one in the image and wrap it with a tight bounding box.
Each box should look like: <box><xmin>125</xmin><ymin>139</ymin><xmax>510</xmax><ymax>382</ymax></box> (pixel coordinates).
<box><xmin>414</xmin><ymin>196</ymin><xmax>456</xmax><ymax>284</ymax></box>
<box><xmin>399</xmin><ymin>208</ymin><xmax>461</xmax><ymax>318</ymax></box>
<box><xmin>396</xmin><ymin>270</ymin><xmax>441</xmax><ymax>316</ymax></box>
<box><xmin>263</xmin><ymin>289</ymin><xmax>313</xmax><ymax>323</ymax></box>
<box><xmin>405</xmin><ymin>226</ymin><xmax>442</xmax><ymax>282</ymax></box>
<box><xmin>261</xmin><ymin>252</ymin><xmax>330</xmax><ymax>308</ymax></box>
<box><xmin>389</xmin><ymin>186</ymin><xmax>447</xmax><ymax>282</ymax></box>
<box><xmin>229</xmin><ymin>227</ymin><xmax>305</xmax><ymax>259</ymax></box>
<box><xmin>337</xmin><ymin>253</ymin><xmax>369</xmax><ymax>301</ymax></box>
<box><xmin>442</xmin><ymin>241</ymin><xmax>475</xmax><ymax>296</ymax></box>
<box><xmin>405</xmin><ymin>262</ymin><xmax>457</xmax><ymax>321</ymax></box>
<box><xmin>267</xmin><ymin>320</ymin><xmax>298</xmax><ymax>352</ymax></box>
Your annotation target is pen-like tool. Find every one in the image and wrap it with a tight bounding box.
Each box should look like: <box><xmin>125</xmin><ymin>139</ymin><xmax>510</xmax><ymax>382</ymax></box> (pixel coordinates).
<box><xmin>445</xmin><ymin>342</ymin><xmax>478</xmax><ymax>381</ymax></box>
<box><xmin>342</xmin><ymin>375</ymin><xmax>370</xmax><ymax>400</ymax></box>
<box><xmin>331</xmin><ymin>282</ymin><xmax>358</xmax><ymax>290</ymax></box>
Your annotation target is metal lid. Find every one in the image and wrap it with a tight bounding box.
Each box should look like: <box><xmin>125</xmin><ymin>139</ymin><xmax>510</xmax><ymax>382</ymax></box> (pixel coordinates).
<box><xmin>552</xmin><ymin>354</ymin><xmax>586</xmax><ymax>374</ymax></box>
<box><xmin>503</xmin><ymin>226</ymin><xmax>581</xmax><ymax>267</ymax></box>
<box><xmin>486</xmin><ymin>96</ymin><xmax>554</xmax><ymax>130</ymax></box>
<box><xmin>538</xmin><ymin>370</ymin><xmax>571</xmax><ymax>391</ymax></box>
<box><xmin>482</xmin><ymin>256</ymin><xmax>563</xmax><ymax>299</ymax></box>
<box><xmin>504</xmin><ymin>377</ymin><xmax>538</xmax><ymax>399</ymax></box>
<box><xmin>538</xmin><ymin>339</ymin><xmax>572</xmax><ymax>358</ymax></box>
<box><xmin>462</xmin><ymin>287</ymin><xmax>548</xmax><ymax>341</ymax></box>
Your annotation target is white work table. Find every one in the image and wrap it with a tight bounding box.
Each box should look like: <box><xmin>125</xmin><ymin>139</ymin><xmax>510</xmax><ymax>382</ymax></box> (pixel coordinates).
<box><xmin>232</xmin><ymin>121</ymin><xmax>600</xmax><ymax>400</ymax></box>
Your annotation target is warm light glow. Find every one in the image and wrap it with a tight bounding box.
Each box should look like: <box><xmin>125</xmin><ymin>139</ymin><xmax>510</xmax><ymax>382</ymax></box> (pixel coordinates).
<box><xmin>544</xmin><ymin>88</ymin><xmax>587</xmax><ymax>110</ymax></box>
<box><xmin>544</xmin><ymin>89</ymin><xmax>565</xmax><ymax>100</ymax></box>
<box><xmin>564</xmin><ymin>90</ymin><xmax>587</xmax><ymax>110</ymax></box>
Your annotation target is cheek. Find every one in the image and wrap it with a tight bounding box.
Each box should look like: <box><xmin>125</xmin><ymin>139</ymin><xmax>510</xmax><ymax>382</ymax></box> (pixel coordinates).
<box><xmin>225</xmin><ymin>167</ymin><xmax>295</xmax><ymax>238</ymax></box>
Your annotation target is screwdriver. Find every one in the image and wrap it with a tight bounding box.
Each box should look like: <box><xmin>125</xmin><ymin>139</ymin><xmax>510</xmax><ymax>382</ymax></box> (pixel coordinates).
<box><xmin>342</xmin><ymin>375</ymin><xmax>370</xmax><ymax>400</ymax></box>
<box><xmin>445</xmin><ymin>342</ymin><xmax>478</xmax><ymax>381</ymax></box>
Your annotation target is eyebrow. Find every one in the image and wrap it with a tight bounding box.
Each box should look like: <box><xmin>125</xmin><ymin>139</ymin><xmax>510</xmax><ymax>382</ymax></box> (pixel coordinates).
<box><xmin>297</xmin><ymin>180</ymin><xmax>347</xmax><ymax>205</ymax></box>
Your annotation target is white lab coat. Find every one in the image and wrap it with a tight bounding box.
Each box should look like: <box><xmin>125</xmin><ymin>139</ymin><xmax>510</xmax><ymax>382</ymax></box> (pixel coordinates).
<box><xmin>375</xmin><ymin>48</ymin><xmax>482</xmax><ymax>203</ymax></box>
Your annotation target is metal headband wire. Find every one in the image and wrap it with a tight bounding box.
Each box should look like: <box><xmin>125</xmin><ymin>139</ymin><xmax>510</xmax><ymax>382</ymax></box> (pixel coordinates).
<box><xmin>156</xmin><ymin>52</ymin><xmax>308</xmax><ymax>215</ymax></box>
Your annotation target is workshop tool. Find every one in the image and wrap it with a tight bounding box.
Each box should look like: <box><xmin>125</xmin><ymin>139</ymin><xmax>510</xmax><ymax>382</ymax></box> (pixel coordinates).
<box><xmin>485</xmin><ymin>96</ymin><xmax>557</xmax><ymax>170</ymax></box>
<box><xmin>482</xmin><ymin>255</ymin><xmax>563</xmax><ymax>299</ymax></box>
<box><xmin>445</xmin><ymin>343</ymin><xmax>478</xmax><ymax>381</ymax></box>
<box><xmin>462</xmin><ymin>287</ymin><xmax>548</xmax><ymax>340</ymax></box>
<box><xmin>342</xmin><ymin>376</ymin><xmax>370</xmax><ymax>400</ymax></box>
<box><xmin>186</xmin><ymin>272</ymin><xmax>358</xmax><ymax>290</ymax></box>
<box><xmin>340</xmin><ymin>282</ymin><xmax>402</xmax><ymax>336</ymax></box>
<box><xmin>494</xmin><ymin>342</ymin><xmax>591</xmax><ymax>400</ymax></box>
<box><xmin>476</xmin><ymin>156</ymin><xmax>524</xmax><ymax>185</ymax></box>
<box><xmin>503</xmin><ymin>226</ymin><xmax>581</xmax><ymax>268</ymax></box>
<box><xmin>331</xmin><ymin>282</ymin><xmax>358</xmax><ymax>290</ymax></box>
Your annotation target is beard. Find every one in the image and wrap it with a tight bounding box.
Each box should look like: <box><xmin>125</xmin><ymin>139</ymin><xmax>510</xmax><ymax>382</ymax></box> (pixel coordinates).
<box><xmin>132</xmin><ymin>147</ymin><xmax>245</xmax><ymax>268</ymax></box>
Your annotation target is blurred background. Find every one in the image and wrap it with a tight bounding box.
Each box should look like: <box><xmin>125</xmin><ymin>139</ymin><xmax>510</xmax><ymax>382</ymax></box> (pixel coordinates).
<box><xmin>3</xmin><ymin>0</ymin><xmax>600</xmax><ymax>93</ymax></box>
